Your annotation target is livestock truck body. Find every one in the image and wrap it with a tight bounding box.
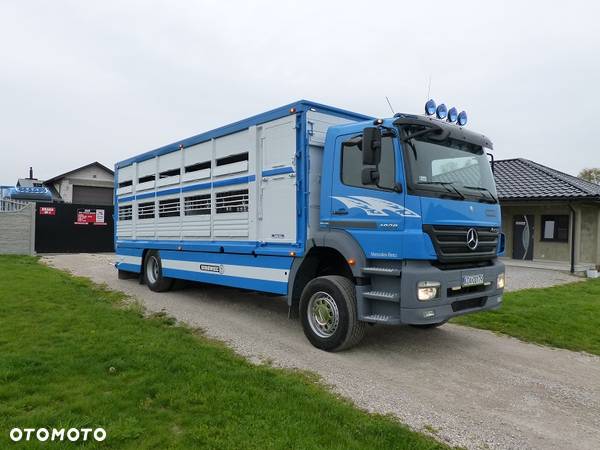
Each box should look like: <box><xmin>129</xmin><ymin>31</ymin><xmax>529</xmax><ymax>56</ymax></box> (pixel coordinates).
<box><xmin>115</xmin><ymin>100</ymin><xmax>505</xmax><ymax>350</ymax></box>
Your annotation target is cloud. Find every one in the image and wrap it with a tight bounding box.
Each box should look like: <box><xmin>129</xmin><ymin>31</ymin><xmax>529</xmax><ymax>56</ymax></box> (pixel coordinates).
<box><xmin>0</xmin><ymin>0</ymin><xmax>598</xmax><ymax>183</ymax></box>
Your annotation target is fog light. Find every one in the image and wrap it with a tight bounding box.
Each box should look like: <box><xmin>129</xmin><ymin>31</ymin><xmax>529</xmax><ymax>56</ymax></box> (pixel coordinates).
<box><xmin>423</xmin><ymin>310</ymin><xmax>436</xmax><ymax>319</ymax></box>
<box><xmin>497</xmin><ymin>273</ymin><xmax>505</xmax><ymax>289</ymax></box>
<box><xmin>417</xmin><ymin>281</ymin><xmax>440</xmax><ymax>301</ymax></box>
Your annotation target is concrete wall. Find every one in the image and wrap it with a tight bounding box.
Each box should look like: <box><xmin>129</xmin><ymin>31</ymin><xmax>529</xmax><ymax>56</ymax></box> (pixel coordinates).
<box><xmin>501</xmin><ymin>201</ymin><xmax>600</xmax><ymax>268</ymax></box>
<box><xmin>0</xmin><ymin>203</ymin><xmax>35</xmax><ymax>255</ymax></box>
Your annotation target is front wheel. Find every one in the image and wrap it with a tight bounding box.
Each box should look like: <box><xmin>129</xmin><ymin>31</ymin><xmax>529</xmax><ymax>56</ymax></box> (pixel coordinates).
<box><xmin>144</xmin><ymin>250</ymin><xmax>174</xmax><ymax>292</ymax></box>
<box><xmin>299</xmin><ymin>275</ymin><xmax>366</xmax><ymax>351</ymax></box>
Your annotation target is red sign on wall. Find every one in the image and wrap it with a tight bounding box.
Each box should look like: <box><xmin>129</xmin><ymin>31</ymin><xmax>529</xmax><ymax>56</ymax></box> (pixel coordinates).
<box><xmin>39</xmin><ymin>207</ymin><xmax>56</xmax><ymax>216</ymax></box>
<box><xmin>75</xmin><ymin>208</ymin><xmax>106</xmax><ymax>226</ymax></box>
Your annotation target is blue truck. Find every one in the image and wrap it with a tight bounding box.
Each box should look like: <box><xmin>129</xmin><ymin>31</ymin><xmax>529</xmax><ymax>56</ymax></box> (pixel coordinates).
<box><xmin>114</xmin><ymin>100</ymin><xmax>505</xmax><ymax>351</ymax></box>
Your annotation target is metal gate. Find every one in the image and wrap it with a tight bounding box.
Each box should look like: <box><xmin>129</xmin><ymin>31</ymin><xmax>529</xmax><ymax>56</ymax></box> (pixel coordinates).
<box><xmin>35</xmin><ymin>202</ymin><xmax>114</xmax><ymax>253</ymax></box>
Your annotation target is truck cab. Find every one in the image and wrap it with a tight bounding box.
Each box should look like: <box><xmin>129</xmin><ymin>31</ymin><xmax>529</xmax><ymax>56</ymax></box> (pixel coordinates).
<box><xmin>294</xmin><ymin>103</ymin><xmax>504</xmax><ymax>350</ymax></box>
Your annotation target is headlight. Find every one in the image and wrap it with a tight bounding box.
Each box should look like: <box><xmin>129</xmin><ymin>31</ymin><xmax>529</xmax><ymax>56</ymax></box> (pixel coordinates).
<box><xmin>417</xmin><ymin>281</ymin><xmax>440</xmax><ymax>301</ymax></box>
<box><xmin>497</xmin><ymin>272</ymin><xmax>505</xmax><ymax>289</ymax></box>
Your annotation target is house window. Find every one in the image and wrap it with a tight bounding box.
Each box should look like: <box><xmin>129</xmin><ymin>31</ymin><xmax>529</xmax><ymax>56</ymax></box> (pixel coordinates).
<box><xmin>541</xmin><ymin>215</ymin><xmax>569</xmax><ymax>242</ymax></box>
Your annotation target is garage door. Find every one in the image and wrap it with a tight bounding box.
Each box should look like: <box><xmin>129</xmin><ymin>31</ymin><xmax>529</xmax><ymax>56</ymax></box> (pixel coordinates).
<box><xmin>72</xmin><ymin>186</ymin><xmax>114</xmax><ymax>205</ymax></box>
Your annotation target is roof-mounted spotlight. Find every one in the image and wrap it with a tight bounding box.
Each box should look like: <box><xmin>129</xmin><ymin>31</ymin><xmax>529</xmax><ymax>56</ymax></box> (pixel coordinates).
<box><xmin>436</xmin><ymin>104</ymin><xmax>448</xmax><ymax>120</ymax></box>
<box><xmin>457</xmin><ymin>110</ymin><xmax>468</xmax><ymax>126</ymax></box>
<box><xmin>447</xmin><ymin>107</ymin><xmax>458</xmax><ymax>123</ymax></box>
<box><xmin>425</xmin><ymin>99</ymin><xmax>436</xmax><ymax>116</ymax></box>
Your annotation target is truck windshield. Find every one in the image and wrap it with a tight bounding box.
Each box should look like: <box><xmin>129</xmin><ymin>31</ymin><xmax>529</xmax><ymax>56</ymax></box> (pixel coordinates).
<box><xmin>402</xmin><ymin>134</ymin><xmax>497</xmax><ymax>203</ymax></box>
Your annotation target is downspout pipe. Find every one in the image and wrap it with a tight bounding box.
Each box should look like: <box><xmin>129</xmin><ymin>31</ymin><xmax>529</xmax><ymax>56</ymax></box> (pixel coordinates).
<box><xmin>568</xmin><ymin>202</ymin><xmax>576</xmax><ymax>274</ymax></box>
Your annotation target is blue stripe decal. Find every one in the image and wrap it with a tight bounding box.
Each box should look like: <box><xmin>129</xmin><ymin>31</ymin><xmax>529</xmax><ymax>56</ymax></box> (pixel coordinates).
<box><xmin>212</xmin><ymin>174</ymin><xmax>255</xmax><ymax>188</ymax></box>
<box><xmin>181</xmin><ymin>181</ymin><xmax>211</xmax><ymax>193</ymax></box>
<box><xmin>136</xmin><ymin>192</ymin><xmax>156</xmax><ymax>200</ymax></box>
<box><xmin>262</xmin><ymin>167</ymin><xmax>294</xmax><ymax>177</ymax></box>
<box><xmin>116</xmin><ymin>239</ymin><xmax>302</xmax><ymax>257</ymax></box>
<box><xmin>162</xmin><ymin>268</ymin><xmax>287</xmax><ymax>295</ymax></box>
<box><xmin>160</xmin><ymin>250</ymin><xmax>293</xmax><ymax>270</ymax></box>
<box><xmin>119</xmin><ymin>195</ymin><xmax>135</xmax><ymax>203</ymax></box>
<box><xmin>157</xmin><ymin>187</ymin><xmax>181</xmax><ymax>197</ymax></box>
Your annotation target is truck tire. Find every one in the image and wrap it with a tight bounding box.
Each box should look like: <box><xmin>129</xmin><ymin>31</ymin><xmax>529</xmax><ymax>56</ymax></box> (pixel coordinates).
<box><xmin>299</xmin><ymin>275</ymin><xmax>366</xmax><ymax>351</ymax></box>
<box><xmin>143</xmin><ymin>250</ymin><xmax>174</xmax><ymax>292</ymax></box>
<box><xmin>410</xmin><ymin>320</ymin><xmax>448</xmax><ymax>329</ymax></box>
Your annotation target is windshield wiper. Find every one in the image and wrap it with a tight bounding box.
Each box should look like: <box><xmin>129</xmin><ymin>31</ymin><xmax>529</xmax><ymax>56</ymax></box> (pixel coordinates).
<box><xmin>463</xmin><ymin>185</ymin><xmax>498</xmax><ymax>203</ymax></box>
<box><xmin>417</xmin><ymin>181</ymin><xmax>465</xmax><ymax>200</ymax></box>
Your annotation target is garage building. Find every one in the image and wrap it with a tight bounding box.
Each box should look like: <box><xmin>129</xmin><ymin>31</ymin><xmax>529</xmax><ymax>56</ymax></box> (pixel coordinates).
<box><xmin>45</xmin><ymin>162</ymin><xmax>114</xmax><ymax>205</ymax></box>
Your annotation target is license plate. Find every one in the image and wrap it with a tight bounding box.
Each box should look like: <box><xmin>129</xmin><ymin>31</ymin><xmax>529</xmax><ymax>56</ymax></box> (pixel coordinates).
<box><xmin>462</xmin><ymin>274</ymin><xmax>484</xmax><ymax>287</ymax></box>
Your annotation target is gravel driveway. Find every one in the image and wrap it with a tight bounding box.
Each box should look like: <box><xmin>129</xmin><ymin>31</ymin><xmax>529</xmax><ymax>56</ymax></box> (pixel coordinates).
<box><xmin>504</xmin><ymin>265</ymin><xmax>581</xmax><ymax>291</ymax></box>
<box><xmin>43</xmin><ymin>254</ymin><xmax>600</xmax><ymax>450</ymax></box>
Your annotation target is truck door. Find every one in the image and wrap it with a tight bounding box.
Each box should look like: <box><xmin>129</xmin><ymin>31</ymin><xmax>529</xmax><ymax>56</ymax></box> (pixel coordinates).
<box><xmin>258</xmin><ymin>116</ymin><xmax>297</xmax><ymax>244</ymax></box>
<box><xmin>327</xmin><ymin>133</ymin><xmax>409</xmax><ymax>259</ymax></box>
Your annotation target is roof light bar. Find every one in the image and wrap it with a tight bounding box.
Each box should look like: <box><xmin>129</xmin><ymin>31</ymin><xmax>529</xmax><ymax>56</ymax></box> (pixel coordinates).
<box><xmin>436</xmin><ymin>104</ymin><xmax>448</xmax><ymax>120</ymax></box>
<box><xmin>447</xmin><ymin>107</ymin><xmax>458</xmax><ymax>123</ymax></box>
<box><xmin>424</xmin><ymin>100</ymin><xmax>468</xmax><ymax>126</ymax></box>
<box><xmin>425</xmin><ymin>99</ymin><xmax>436</xmax><ymax>116</ymax></box>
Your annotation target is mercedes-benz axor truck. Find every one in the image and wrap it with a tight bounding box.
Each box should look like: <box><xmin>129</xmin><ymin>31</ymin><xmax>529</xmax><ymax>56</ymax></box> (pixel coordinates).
<box><xmin>114</xmin><ymin>99</ymin><xmax>505</xmax><ymax>351</ymax></box>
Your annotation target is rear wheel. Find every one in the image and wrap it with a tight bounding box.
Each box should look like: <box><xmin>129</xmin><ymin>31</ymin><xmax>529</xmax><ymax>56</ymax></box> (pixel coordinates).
<box><xmin>144</xmin><ymin>250</ymin><xmax>174</xmax><ymax>292</ymax></box>
<box><xmin>300</xmin><ymin>275</ymin><xmax>366</xmax><ymax>351</ymax></box>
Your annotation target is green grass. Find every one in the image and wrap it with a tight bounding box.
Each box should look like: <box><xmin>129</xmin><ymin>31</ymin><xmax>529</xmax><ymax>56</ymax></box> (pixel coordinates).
<box><xmin>453</xmin><ymin>279</ymin><xmax>600</xmax><ymax>356</ymax></box>
<box><xmin>0</xmin><ymin>256</ymin><xmax>447</xmax><ymax>449</ymax></box>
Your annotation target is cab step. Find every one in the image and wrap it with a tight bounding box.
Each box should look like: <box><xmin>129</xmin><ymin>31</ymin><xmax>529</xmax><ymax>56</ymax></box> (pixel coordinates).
<box><xmin>363</xmin><ymin>290</ymin><xmax>400</xmax><ymax>303</ymax></box>
<box><xmin>362</xmin><ymin>266</ymin><xmax>401</xmax><ymax>277</ymax></box>
<box><xmin>362</xmin><ymin>314</ymin><xmax>393</xmax><ymax>323</ymax></box>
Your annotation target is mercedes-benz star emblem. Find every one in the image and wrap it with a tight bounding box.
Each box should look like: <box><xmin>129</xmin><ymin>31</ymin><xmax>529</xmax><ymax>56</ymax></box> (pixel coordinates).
<box><xmin>466</xmin><ymin>228</ymin><xmax>479</xmax><ymax>250</ymax></box>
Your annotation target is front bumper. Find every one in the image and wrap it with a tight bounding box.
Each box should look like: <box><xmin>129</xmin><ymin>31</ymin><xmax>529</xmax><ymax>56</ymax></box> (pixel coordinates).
<box><xmin>356</xmin><ymin>259</ymin><xmax>504</xmax><ymax>325</ymax></box>
<box><xmin>400</xmin><ymin>259</ymin><xmax>504</xmax><ymax>324</ymax></box>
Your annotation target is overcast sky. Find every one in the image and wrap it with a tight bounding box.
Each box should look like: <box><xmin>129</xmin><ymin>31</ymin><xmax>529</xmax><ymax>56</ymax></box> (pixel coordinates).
<box><xmin>1</xmin><ymin>0</ymin><xmax>598</xmax><ymax>184</ymax></box>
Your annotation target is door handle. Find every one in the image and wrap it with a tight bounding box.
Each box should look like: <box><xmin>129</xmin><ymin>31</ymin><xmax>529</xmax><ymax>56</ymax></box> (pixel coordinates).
<box><xmin>332</xmin><ymin>208</ymin><xmax>348</xmax><ymax>215</ymax></box>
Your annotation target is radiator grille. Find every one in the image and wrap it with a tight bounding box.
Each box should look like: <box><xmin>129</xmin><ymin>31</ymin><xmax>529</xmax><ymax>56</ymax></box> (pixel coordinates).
<box><xmin>423</xmin><ymin>224</ymin><xmax>499</xmax><ymax>263</ymax></box>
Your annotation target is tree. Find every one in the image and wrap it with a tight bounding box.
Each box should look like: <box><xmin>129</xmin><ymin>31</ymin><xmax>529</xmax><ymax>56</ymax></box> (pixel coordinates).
<box><xmin>578</xmin><ymin>168</ymin><xmax>600</xmax><ymax>185</ymax></box>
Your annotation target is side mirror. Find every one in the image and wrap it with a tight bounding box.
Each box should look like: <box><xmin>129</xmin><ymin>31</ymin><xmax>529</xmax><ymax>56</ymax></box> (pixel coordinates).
<box><xmin>361</xmin><ymin>167</ymin><xmax>380</xmax><ymax>185</ymax></box>
<box><xmin>362</xmin><ymin>127</ymin><xmax>381</xmax><ymax>165</ymax></box>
